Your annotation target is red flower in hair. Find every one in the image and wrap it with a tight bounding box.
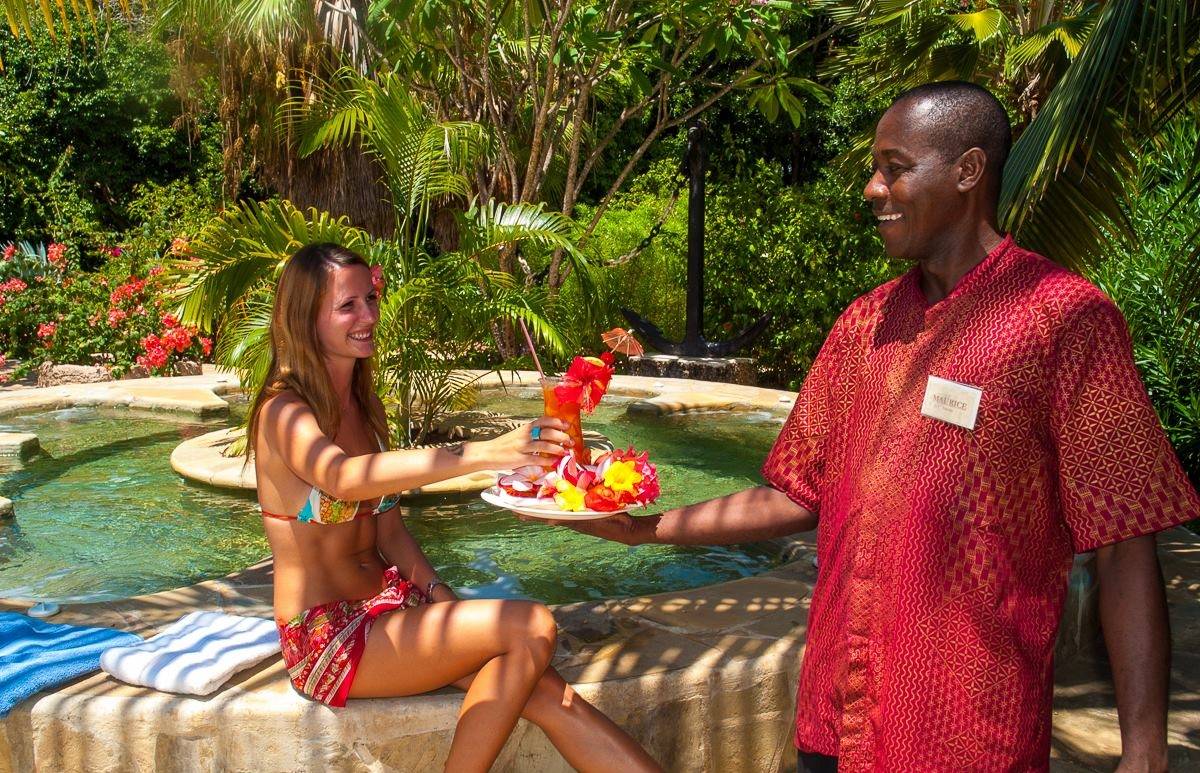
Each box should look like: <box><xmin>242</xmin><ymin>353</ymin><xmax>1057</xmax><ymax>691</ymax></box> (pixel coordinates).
<box><xmin>370</xmin><ymin>264</ymin><xmax>384</xmax><ymax>292</ymax></box>
<box><xmin>554</xmin><ymin>353</ymin><xmax>614</xmax><ymax>413</ymax></box>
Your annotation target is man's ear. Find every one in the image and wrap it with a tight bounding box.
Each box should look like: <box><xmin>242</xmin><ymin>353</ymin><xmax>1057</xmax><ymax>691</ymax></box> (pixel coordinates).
<box><xmin>956</xmin><ymin>147</ymin><xmax>987</xmax><ymax>193</ymax></box>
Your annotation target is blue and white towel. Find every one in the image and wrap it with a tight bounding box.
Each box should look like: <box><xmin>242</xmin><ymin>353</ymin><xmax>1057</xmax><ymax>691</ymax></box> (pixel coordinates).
<box><xmin>0</xmin><ymin>611</ymin><xmax>142</xmax><ymax>717</ymax></box>
<box><xmin>100</xmin><ymin>610</ymin><xmax>279</xmax><ymax>696</ymax></box>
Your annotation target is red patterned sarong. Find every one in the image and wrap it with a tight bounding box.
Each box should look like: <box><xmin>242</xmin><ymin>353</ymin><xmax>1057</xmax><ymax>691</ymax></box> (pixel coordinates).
<box><xmin>277</xmin><ymin>567</ymin><xmax>424</xmax><ymax>707</ymax></box>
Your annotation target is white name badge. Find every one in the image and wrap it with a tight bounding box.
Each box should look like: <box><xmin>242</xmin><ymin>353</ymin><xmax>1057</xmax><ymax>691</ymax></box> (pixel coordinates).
<box><xmin>921</xmin><ymin>375</ymin><xmax>982</xmax><ymax>430</ymax></box>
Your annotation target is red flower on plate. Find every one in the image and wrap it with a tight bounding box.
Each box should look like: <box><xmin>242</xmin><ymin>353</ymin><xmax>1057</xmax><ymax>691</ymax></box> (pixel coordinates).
<box><xmin>583</xmin><ymin>485</ymin><xmax>625</xmax><ymax>512</ymax></box>
<box><xmin>554</xmin><ymin>353</ymin><xmax>614</xmax><ymax>413</ymax></box>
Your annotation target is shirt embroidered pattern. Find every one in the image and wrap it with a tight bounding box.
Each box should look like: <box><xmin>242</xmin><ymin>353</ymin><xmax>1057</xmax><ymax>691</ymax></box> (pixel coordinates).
<box><xmin>762</xmin><ymin>236</ymin><xmax>1199</xmax><ymax>772</ymax></box>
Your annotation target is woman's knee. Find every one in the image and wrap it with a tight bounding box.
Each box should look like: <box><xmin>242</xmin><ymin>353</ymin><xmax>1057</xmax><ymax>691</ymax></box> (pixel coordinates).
<box><xmin>529</xmin><ymin>602</ymin><xmax>558</xmax><ymax>655</ymax></box>
<box><xmin>503</xmin><ymin>600</ymin><xmax>557</xmax><ymax>662</ymax></box>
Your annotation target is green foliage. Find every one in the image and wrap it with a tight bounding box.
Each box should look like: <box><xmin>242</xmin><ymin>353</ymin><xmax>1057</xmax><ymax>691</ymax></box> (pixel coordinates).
<box><xmin>568</xmin><ymin>156</ymin><xmax>895</xmax><ymax>387</ymax></box>
<box><xmin>704</xmin><ymin>161</ymin><xmax>896</xmax><ymax>387</ymax></box>
<box><xmin>0</xmin><ymin>24</ymin><xmax>220</xmax><ymax>251</ymax></box>
<box><xmin>565</xmin><ymin>160</ymin><xmax>688</xmax><ymax>350</ymax></box>
<box><xmin>1087</xmin><ymin>119</ymin><xmax>1200</xmax><ymax>486</ymax></box>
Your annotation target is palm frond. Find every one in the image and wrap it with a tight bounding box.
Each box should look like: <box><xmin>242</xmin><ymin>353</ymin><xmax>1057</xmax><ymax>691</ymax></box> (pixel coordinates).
<box><xmin>947</xmin><ymin>9</ymin><xmax>1011</xmax><ymax>44</ymax></box>
<box><xmin>1005</xmin><ymin>14</ymin><xmax>1094</xmax><ymax>75</ymax></box>
<box><xmin>172</xmin><ymin>198</ymin><xmax>371</xmax><ymax>330</ymax></box>
<box><xmin>286</xmin><ymin>68</ymin><xmax>488</xmax><ymax>239</ymax></box>
<box><xmin>230</xmin><ymin>0</ymin><xmax>308</xmax><ymax>44</ymax></box>
<box><xmin>1000</xmin><ymin>0</ymin><xmax>1196</xmax><ymax>268</ymax></box>
<box><xmin>213</xmin><ymin>292</ymin><xmax>274</xmax><ymax>393</ymax></box>
<box><xmin>457</xmin><ymin>200</ymin><xmax>577</xmax><ymax>263</ymax></box>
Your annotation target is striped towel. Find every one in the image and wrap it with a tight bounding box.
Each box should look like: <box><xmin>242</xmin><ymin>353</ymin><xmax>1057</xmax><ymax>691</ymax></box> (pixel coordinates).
<box><xmin>100</xmin><ymin>610</ymin><xmax>279</xmax><ymax>696</ymax></box>
<box><xmin>0</xmin><ymin>611</ymin><xmax>141</xmax><ymax>717</ymax></box>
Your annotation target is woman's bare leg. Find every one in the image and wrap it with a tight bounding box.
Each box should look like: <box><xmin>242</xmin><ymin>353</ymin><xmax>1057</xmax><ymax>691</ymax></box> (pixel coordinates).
<box><xmin>350</xmin><ymin>598</ymin><xmax>557</xmax><ymax>772</ymax></box>
<box><xmin>451</xmin><ymin>666</ymin><xmax>662</xmax><ymax>772</ymax></box>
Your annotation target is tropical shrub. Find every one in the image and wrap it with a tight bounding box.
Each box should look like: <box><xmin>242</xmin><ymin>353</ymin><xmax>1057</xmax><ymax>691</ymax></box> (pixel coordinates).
<box><xmin>0</xmin><ymin>242</ymin><xmax>209</xmax><ymax>378</ymax></box>
<box><xmin>0</xmin><ymin>22</ymin><xmax>223</xmax><ymax>261</ymax></box>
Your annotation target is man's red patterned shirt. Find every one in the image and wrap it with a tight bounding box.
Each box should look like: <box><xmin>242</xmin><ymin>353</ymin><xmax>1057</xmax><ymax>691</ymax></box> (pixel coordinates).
<box><xmin>762</xmin><ymin>236</ymin><xmax>1198</xmax><ymax>771</ymax></box>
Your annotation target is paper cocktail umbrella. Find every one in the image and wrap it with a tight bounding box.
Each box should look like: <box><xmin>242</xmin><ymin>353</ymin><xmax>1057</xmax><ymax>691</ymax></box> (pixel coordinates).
<box><xmin>601</xmin><ymin>327</ymin><xmax>644</xmax><ymax>357</ymax></box>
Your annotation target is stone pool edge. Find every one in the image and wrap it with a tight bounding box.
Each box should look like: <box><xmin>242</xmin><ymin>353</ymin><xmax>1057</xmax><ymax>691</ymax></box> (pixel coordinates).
<box><xmin>0</xmin><ymin>370</ymin><xmax>1113</xmax><ymax>771</ymax></box>
<box><xmin>0</xmin><ymin>535</ymin><xmax>818</xmax><ymax>772</ymax></box>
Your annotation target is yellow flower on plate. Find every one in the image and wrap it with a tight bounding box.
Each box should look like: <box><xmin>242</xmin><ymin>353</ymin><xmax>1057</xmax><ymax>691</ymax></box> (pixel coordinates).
<box><xmin>554</xmin><ymin>479</ymin><xmax>586</xmax><ymax>511</ymax></box>
<box><xmin>602</xmin><ymin>460</ymin><xmax>643</xmax><ymax>494</ymax></box>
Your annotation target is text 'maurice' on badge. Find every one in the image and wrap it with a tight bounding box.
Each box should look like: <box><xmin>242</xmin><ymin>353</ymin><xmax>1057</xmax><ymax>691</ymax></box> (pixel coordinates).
<box><xmin>921</xmin><ymin>375</ymin><xmax>983</xmax><ymax>431</ymax></box>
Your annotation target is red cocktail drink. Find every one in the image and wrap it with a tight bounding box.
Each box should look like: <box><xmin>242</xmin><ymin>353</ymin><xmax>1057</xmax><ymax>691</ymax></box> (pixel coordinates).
<box><xmin>541</xmin><ymin>377</ymin><xmax>590</xmax><ymax>465</ymax></box>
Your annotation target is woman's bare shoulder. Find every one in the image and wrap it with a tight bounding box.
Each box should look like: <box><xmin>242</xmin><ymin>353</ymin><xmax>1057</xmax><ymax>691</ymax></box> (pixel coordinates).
<box><xmin>257</xmin><ymin>391</ymin><xmax>320</xmax><ymax>445</ymax></box>
<box><xmin>260</xmin><ymin>390</ymin><xmax>310</xmax><ymax>420</ymax></box>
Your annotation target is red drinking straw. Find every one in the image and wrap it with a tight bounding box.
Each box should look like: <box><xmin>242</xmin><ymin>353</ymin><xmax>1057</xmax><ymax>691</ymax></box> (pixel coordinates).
<box><xmin>518</xmin><ymin>320</ymin><xmax>546</xmax><ymax>380</ymax></box>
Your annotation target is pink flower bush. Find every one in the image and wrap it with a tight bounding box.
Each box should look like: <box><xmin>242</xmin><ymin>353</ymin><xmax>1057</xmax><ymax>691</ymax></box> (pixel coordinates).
<box><xmin>137</xmin><ymin>333</ymin><xmax>171</xmax><ymax>371</ymax></box>
<box><xmin>110</xmin><ymin>277</ymin><xmax>147</xmax><ymax>305</ymax></box>
<box><xmin>0</xmin><ymin>278</ymin><xmax>27</xmax><ymax>294</ymax></box>
<box><xmin>134</xmin><ymin>312</ymin><xmax>207</xmax><ymax>373</ymax></box>
<box><xmin>46</xmin><ymin>243</ymin><xmax>67</xmax><ymax>270</ymax></box>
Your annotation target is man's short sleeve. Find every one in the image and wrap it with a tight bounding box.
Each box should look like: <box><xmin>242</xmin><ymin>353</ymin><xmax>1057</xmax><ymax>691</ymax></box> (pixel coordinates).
<box><xmin>761</xmin><ymin>311</ymin><xmax>856</xmax><ymax>513</ymax></box>
<box><xmin>1049</xmin><ymin>295</ymin><xmax>1199</xmax><ymax>552</ymax></box>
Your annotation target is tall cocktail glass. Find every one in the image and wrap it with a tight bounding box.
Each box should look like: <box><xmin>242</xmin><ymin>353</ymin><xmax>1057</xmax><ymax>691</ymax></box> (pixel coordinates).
<box><xmin>540</xmin><ymin>377</ymin><xmax>590</xmax><ymax>465</ymax></box>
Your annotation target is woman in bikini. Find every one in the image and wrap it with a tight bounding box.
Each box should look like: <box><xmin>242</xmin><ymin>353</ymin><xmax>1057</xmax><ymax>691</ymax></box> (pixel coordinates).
<box><xmin>251</xmin><ymin>243</ymin><xmax>660</xmax><ymax>772</ymax></box>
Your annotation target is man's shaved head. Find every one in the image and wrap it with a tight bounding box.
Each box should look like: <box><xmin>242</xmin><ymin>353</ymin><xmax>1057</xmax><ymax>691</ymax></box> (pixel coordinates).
<box><xmin>887</xmin><ymin>81</ymin><xmax>1012</xmax><ymax>201</ymax></box>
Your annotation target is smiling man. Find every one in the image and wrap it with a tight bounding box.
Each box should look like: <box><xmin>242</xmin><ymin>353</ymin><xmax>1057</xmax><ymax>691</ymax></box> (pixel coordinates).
<box><xmin>567</xmin><ymin>81</ymin><xmax>1199</xmax><ymax>772</ymax></box>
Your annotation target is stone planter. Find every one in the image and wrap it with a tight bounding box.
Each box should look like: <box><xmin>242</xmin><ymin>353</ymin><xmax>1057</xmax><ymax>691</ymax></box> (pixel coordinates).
<box><xmin>35</xmin><ymin>362</ymin><xmax>112</xmax><ymax>388</ymax></box>
<box><xmin>627</xmin><ymin>354</ymin><xmax>758</xmax><ymax>386</ymax></box>
<box><xmin>35</xmin><ymin>360</ymin><xmax>204</xmax><ymax>387</ymax></box>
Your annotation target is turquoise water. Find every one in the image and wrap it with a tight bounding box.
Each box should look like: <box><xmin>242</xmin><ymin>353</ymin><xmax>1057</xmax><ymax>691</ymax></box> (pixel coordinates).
<box><xmin>0</xmin><ymin>394</ymin><xmax>787</xmax><ymax>603</ymax></box>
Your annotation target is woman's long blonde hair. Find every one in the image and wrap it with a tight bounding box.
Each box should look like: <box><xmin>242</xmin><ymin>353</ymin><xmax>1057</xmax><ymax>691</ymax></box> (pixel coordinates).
<box><xmin>247</xmin><ymin>243</ymin><xmax>388</xmax><ymax>456</ymax></box>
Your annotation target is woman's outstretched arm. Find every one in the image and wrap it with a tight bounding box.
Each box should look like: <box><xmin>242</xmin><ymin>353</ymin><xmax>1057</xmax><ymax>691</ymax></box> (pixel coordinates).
<box><xmin>262</xmin><ymin>394</ymin><xmax>571</xmax><ymax>501</ymax></box>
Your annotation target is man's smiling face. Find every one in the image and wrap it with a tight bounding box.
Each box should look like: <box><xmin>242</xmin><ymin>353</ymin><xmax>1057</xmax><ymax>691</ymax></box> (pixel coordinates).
<box><xmin>863</xmin><ymin>101</ymin><xmax>966</xmax><ymax>262</ymax></box>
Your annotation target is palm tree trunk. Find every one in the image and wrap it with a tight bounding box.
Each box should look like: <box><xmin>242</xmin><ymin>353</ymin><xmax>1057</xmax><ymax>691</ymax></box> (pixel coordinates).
<box><xmin>260</xmin><ymin>145</ymin><xmax>396</xmax><ymax>238</ymax></box>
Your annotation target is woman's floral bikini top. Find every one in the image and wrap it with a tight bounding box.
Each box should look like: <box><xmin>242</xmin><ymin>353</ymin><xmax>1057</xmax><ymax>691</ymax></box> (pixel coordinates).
<box><xmin>261</xmin><ymin>488</ymin><xmax>401</xmax><ymax>525</ymax></box>
<box><xmin>261</xmin><ymin>436</ymin><xmax>401</xmax><ymax>525</ymax></box>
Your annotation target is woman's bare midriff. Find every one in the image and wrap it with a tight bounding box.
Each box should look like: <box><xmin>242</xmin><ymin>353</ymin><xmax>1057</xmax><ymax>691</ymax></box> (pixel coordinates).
<box><xmin>263</xmin><ymin>516</ymin><xmax>391</xmax><ymax>622</ymax></box>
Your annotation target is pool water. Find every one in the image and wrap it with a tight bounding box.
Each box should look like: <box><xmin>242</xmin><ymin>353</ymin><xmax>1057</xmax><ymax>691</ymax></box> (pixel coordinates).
<box><xmin>0</xmin><ymin>394</ymin><xmax>787</xmax><ymax>604</ymax></box>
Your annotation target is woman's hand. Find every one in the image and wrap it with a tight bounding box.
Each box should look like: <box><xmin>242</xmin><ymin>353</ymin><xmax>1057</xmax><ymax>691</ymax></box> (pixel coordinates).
<box><xmin>476</xmin><ymin>417</ymin><xmax>573</xmax><ymax>471</ymax></box>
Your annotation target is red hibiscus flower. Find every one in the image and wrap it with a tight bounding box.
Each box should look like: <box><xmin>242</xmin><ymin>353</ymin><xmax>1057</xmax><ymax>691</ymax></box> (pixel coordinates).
<box><xmin>554</xmin><ymin>352</ymin><xmax>614</xmax><ymax>413</ymax></box>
